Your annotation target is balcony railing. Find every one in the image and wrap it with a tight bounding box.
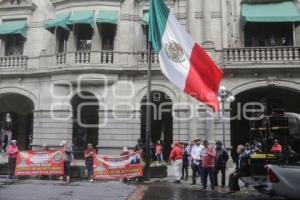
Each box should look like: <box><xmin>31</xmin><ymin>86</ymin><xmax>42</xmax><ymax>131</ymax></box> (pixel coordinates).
<box><xmin>137</xmin><ymin>51</ymin><xmax>159</xmax><ymax>64</ymax></box>
<box><xmin>0</xmin><ymin>56</ymin><xmax>28</xmax><ymax>69</ymax></box>
<box><xmin>56</xmin><ymin>51</ymin><xmax>114</xmax><ymax>65</ymax></box>
<box><xmin>224</xmin><ymin>46</ymin><xmax>300</xmax><ymax>63</ymax></box>
<box><xmin>75</xmin><ymin>51</ymin><xmax>91</xmax><ymax>64</ymax></box>
<box><xmin>100</xmin><ymin>51</ymin><xmax>114</xmax><ymax>64</ymax></box>
<box><xmin>56</xmin><ymin>52</ymin><xmax>66</xmax><ymax>65</ymax></box>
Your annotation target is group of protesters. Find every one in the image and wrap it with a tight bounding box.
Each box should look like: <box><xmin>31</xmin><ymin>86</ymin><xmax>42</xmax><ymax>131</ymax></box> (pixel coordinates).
<box><xmin>168</xmin><ymin>137</ymin><xmax>287</xmax><ymax>192</ymax></box>
<box><xmin>3</xmin><ymin>139</ymin><xmax>97</xmax><ymax>183</ymax></box>
<box><xmin>3</xmin><ymin>135</ymin><xmax>285</xmax><ymax>190</ymax></box>
<box><xmin>169</xmin><ymin>138</ymin><xmax>229</xmax><ymax>191</ymax></box>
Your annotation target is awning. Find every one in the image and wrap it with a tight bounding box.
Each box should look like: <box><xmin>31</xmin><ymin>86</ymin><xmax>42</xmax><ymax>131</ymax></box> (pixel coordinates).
<box><xmin>45</xmin><ymin>12</ymin><xmax>70</xmax><ymax>32</ymax></box>
<box><xmin>0</xmin><ymin>20</ymin><xmax>27</xmax><ymax>38</ymax></box>
<box><xmin>67</xmin><ymin>10</ymin><xmax>95</xmax><ymax>27</ymax></box>
<box><xmin>96</xmin><ymin>10</ymin><xmax>118</xmax><ymax>25</ymax></box>
<box><xmin>141</xmin><ymin>12</ymin><xmax>149</xmax><ymax>25</ymax></box>
<box><xmin>241</xmin><ymin>1</ymin><xmax>300</xmax><ymax>26</ymax></box>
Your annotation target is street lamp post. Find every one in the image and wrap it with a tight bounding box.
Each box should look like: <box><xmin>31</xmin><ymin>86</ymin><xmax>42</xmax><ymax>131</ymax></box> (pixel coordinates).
<box><xmin>218</xmin><ymin>86</ymin><xmax>235</xmax><ymax>149</ymax></box>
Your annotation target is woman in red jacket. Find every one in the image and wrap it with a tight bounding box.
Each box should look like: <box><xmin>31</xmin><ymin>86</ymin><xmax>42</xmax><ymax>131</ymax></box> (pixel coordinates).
<box><xmin>201</xmin><ymin>140</ymin><xmax>216</xmax><ymax>190</ymax></box>
<box><xmin>6</xmin><ymin>140</ymin><xmax>19</xmax><ymax>179</ymax></box>
<box><xmin>169</xmin><ymin>142</ymin><xmax>183</xmax><ymax>184</ymax></box>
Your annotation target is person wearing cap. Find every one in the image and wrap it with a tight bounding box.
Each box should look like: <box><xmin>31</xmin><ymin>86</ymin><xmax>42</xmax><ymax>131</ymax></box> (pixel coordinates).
<box><xmin>201</xmin><ymin>140</ymin><xmax>216</xmax><ymax>191</ymax></box>
<box><xmin>61</xmin><ymin>140</ymin><xmax>73</xmax><ymax>182</ymax></box>
<box><xmin>84</xmin><ymin>143</ymin><xmax>97</xmax><ymax>182</ymax></box>
<box><xmin>6</xmin><ymin>140</ymin><xmax>19</xmax><ymax>179</ymax></box>
<box><xmin>169</xmin><ymin>142</ymin><xmax>183</xmax><ymax>184</ymax></box>
<box><xmin>214</xmin><ymin>141</ymin><xmax>229</xmax><ymax>188</ymax></box>
<box><xmin>190</xmin><ymin>138</ymin><xmax>204</xmax><ymax>185</ymax></box>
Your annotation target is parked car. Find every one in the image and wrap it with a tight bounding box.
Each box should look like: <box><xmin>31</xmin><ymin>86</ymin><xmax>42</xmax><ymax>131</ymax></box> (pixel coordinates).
<box><xmin>265</xmin><ymin>164</ymin><xmax>300</xmax><ymax>199</ymax></box>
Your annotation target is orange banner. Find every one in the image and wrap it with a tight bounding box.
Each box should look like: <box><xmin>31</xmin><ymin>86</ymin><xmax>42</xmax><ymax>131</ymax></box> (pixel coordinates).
<box><xmin>93</xmin><ymin>152</ymin><xmax>143</xmax><ymax>179</ymax></box>
<box><xmin>15</xmin><ymin>150</ymin><xmax>64</xmax><ymax>176</ymax></box>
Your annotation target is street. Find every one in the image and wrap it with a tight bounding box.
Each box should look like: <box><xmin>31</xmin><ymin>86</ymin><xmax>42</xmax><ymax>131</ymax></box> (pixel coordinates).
<box><xmin>0</xmin><ymin>178</ymin><xmax>283</xmax><ymax>200</ymax></box>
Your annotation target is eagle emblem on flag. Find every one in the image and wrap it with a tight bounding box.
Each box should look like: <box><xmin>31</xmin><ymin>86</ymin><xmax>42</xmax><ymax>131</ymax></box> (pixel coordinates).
<box><xmin>165</xmin><ymin>41</ymin><xmax>185</xmax><ymax>63</ymax></box>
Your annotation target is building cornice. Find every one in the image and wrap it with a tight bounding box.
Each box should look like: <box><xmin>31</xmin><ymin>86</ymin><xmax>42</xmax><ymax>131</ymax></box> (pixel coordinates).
<box><xmin>50</xmin><ymin>0</ymin><xmax>124</xmax><ymax>9</ymax></box>
<box><xmin>0</xmin><ymin>0</ymin><xmax>36</xmax><ymax>14</ymax></box>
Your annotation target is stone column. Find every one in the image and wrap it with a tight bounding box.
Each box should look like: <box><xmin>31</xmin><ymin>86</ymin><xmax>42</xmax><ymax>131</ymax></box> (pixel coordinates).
<box><xmin>188</xmin><ymin>106</ymin><xmax>197</xmax><ymax>141</ymax></box>
<box><xmin>67</xmin><ymin>26</ymin><xmax>76</xmax><ymax>52</ymax></box>
<box><xmin>0</xmin><ymin>39</ymin><xmax>5</xmax><ymax>56</ymax></box>
<box><xmin>117</xmin><ymin>0</ymin><xmax>135</xmax><ymax>65</ymax></box>
<box><xmin>203</xmin><ymin>0</ymin><xmax>212</xmax><ymax>43</ymax></box>
<box><xmin>173</xmin><ymin>109</ymin><xmax>190</xmax><ymax>143</ymax></box>
<box><xmin>91</xmin><ymin>16</ymin><xmax>101</xmax><ymax>52</ymax></box>
<box><xmin>205</xmin><ymin>109</ymin><xmax>215</xmax><ymax>142</ymax></box>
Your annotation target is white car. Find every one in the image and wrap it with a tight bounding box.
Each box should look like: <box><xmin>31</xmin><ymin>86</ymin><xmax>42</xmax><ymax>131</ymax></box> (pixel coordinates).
<box><xmin>265</xmin><ymin>164</ymin><xmax>300</xmax><ymax>199</ymax></box>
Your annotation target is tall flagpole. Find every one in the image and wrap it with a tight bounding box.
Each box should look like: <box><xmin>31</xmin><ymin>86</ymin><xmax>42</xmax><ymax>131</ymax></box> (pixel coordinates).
<box><xmin>144</xmin><ymin>25</ymin><xmax>152</xmax><ymax>181</ymax></box>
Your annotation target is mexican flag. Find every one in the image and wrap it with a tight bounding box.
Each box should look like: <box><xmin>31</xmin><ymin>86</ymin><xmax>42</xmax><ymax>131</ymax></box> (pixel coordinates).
<box><xmin>149</xmin><ymin>0</ymin><xmax>223</xmax><ymax>111</ymax></box>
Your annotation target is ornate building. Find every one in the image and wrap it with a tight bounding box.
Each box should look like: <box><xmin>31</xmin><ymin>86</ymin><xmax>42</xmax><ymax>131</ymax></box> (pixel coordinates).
<box><xmin>1</xmin><ymin>0</ymin><xmax>300</xmax><ymax>157</ymax></box>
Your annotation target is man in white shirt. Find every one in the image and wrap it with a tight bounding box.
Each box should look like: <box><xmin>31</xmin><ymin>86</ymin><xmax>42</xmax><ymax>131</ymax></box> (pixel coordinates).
<box><xmin>191</xmin><ymin>138</ymin><xmax>204</xmax><ymax>185</ymax></box>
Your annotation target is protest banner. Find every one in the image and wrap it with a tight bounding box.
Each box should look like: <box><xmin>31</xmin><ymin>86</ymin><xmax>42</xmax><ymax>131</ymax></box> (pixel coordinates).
<box><xmin>15</xmin><ymin>149</ymin><xmax>64</xmax><ymax>176</ymax></box>
<box><xmin>93</xmin><ymin>152</ymin><xmax>143</xmax><ymax>179</ymax></box>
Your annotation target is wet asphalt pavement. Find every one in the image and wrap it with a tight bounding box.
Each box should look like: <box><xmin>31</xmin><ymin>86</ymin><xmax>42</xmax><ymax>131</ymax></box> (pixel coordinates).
<box><xmin>0</xmin><ymin>179</ymin><xmax>283</xmax><ymax>200</ymax></box>
<box><xmin>0</xmin><ymin>179</ymin><xmax>137</xmax><ymax>200</ymax></box>
<box><xmin>142</xmin><ymin>182</ymin><xmax>281</xmax><ymax>200</ymax></box>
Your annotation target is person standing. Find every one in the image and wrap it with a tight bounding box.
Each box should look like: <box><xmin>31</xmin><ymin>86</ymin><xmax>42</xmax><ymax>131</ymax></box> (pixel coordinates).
<box><xmin>271</xmin><ymin>139</ymin><xmax>282</xmax><ymax>154</ymax></box>
<box><xmin>169</xmin><ymin>142</ymin><xmax>183</xmax><ymax>184</ymax></box>
<box><xmin>181</xmin><ymin>143</ymin><xmax>190</xmax><ymax>180</ymax></box>
<box><xmin>6</xmin><ymin>140</ymin><xmax>19</xmax><ymax>179</ymax></box>
<box><xmin>251</xmin><ymin>139</ymin><xmax>263</xmax><ymax>153</ymax></box>
<box><xmin>229</xmin><ymin>145</ymin><xmax>251</xmax><ymax>192</ymax></box>
<box><xmin>61</xmin><ymin>140</ymin><xmax>73</xmax><ymax>183</ymax></box>
<box><xmin>134</xmin><ymin>138</ymin><xmax>144</xmax><ymax>159</ymax></box>
<box><xmin>244</xmin><ymin>143</ymin><xmax>251</xmax><ymax>155</ymax></box>
<box><xmin>84</xmin><ymin>143</ymin><xmax>97</xmax><ymax>182</ymax></box>
<box><xmin>190</xmin><ymin>138</ymin><xmax>204</xmax><ymax>185</ymax></box>
<box><xmin>155</xmin><ymin>140</ymin><xmax>163</xmax><ymax>162</ymax></box>
<box><xmin>201</xmin><ymin>140</ymin><xmax>216</xmax><ymax>191</ymax></box>
<box><xmin>214</xmin><ymin>141</ymin><xmax>229</xmax><ymax>188</ymax></box>
<box><xmin>2</xmin><ymin>134</ymin><xmax>8</xmax><ymax>153</ymax></box>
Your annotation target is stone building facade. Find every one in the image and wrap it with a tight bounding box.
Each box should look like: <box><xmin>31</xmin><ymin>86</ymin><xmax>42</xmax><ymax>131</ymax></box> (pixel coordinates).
<box><xmin>1</xmin><ymin>0</ymin><xmax>300</xmax><ymax>157</ymax></box>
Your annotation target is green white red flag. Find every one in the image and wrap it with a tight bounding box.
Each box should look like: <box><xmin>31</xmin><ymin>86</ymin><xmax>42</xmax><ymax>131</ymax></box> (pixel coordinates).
<box><xmin>149</xmin><ymin>0</ymin><xmax>223</xmax><ymax>111</ymax></box>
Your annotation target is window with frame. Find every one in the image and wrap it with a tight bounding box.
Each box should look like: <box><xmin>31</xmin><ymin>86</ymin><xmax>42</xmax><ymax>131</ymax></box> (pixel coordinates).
<box><xmin>75</xmin><ymin>24</ymin><xmax>93</xmax><ymax>51</ymax></box>
<box><xmin>100</xmin><ymin>23</ymin><xmax>116</xmax><ymax>50</ymax></box>
<box><xmin>244</xmin><ymin>23</ymin><xmax>294</xmax><ymax>47</ymax></box>
<box><xmin>4</xmin><ymin>35</ymin><xmax>25</xmax><ymax>56</ymax></box>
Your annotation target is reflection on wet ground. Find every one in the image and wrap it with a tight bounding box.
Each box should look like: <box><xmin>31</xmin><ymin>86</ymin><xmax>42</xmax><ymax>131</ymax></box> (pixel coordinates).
<box><xmin>142</xmin><ymin>182</ymin><xmax>281</xmax><ymax>200</ymax></box>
